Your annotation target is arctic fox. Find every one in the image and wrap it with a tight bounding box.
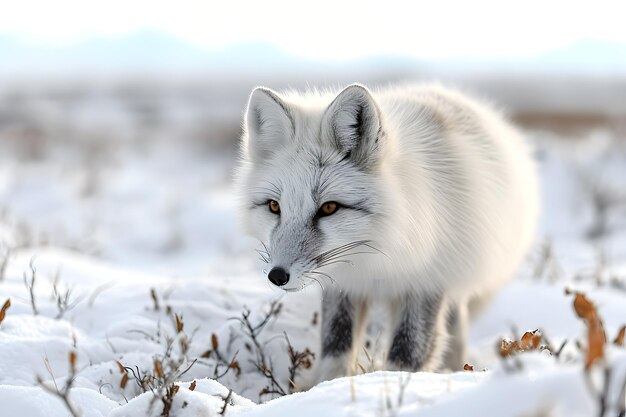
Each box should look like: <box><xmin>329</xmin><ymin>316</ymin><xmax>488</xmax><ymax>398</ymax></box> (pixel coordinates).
<box><xmin>236</xmin><ymin>83</ymin><xmax>538</xmax><ymax>383</ymax></box>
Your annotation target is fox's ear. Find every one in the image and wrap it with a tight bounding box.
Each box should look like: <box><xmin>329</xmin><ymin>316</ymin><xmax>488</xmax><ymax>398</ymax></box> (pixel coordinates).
<box><xmin>323</xmin><ymin>84</ymin><xmax>383</xmax><ymax>169</ymax></box>
<box><xmin>244</xmin><ymin>87</ymin><xmax>293</xmax><ymax>161</ymax></box>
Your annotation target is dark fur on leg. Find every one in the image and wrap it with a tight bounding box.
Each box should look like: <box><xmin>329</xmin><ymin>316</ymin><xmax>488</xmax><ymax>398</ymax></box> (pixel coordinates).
<box><xmin>321</xmin><ymin>289</ymin><xmax>354</xmax><ymax>358</ymax></box>
<box><xmin>387</xmin><ymin>292</ymin><xmax>445</xmax><ymax>371</ymax></box>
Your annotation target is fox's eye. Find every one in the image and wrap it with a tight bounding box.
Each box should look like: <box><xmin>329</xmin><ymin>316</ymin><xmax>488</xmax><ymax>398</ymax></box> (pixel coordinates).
<box><xmin>318</xmin><ymin>201</ymin><xmax>338</xmax><ymax>217</ymax></box>
<box><xmin>268</xmin><ymin>200</ymin><xmax>281</xmax><ymax>214</ymax></box>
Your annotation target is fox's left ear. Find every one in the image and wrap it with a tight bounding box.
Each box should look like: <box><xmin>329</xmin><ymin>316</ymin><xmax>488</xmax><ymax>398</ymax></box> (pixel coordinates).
<box><xmin>244</xmin><ymin>87</ymin><xmax>293</xmax><ymax>161</ymax></box>
<box><xmin>323</xmin><ymin>84</ymin><xmax>383</xmax><ymax>169</ymax></box>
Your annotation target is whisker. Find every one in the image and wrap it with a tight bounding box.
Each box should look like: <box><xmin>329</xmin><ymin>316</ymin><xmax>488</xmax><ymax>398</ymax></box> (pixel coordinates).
<box><xmin>304</xmin><ymin>274</ymin><xmax>325</xmax><ymax>292</ymax></box>
<box><xmin>315</xmin><ymin>242</ymin><xmax>364</xmax><ymax>259</ymax></box>
<box><xmin>308</xmin><ymin>270</ymin><xmax>336</xmax><ymax>284</ymax></box>
<box><xmin>317</xmin><ymin>251</ymin><xmax>379</xmax><ymax>264</ymax></box>
<box><xmin>316</xmin><ymin>260</ymin><xmax>355</xmax><ymax>268</ymax></box>
<box><xmin>256</xmin><ymin>241</ymin><xmax>272</xmax><ymax>265</ymax></box>
<box><xmin>261</xmin><ymin>241</ymin><xmax>271</xmax><ymax>255</ymax></box>
<box><xmin>316</xmin><ymin>259</ymin><xmax>353</xmax><ymax>265</ymax></box>
<box><xmin>313</xmin><ymin>240</ymin><xmax>373</xmax><ymax>263</ymax></box>
<box><xmin>361</xmin><ymin>242</ymin><xmax>388</xmax><ymax>258</ymax></box>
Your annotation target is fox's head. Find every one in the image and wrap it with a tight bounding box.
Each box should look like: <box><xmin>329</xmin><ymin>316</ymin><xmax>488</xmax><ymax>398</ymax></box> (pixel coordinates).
<box><xmin>237</xmin><ymin>84</ymin><xmax>388</xmax><ymax>292</ymax></box>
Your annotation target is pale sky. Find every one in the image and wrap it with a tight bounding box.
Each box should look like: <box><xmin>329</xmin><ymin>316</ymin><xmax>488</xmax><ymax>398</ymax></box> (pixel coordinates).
<box><xmin>1</xmin><ymin>0</ymin><xmax>625</xmax><ymax>60</ymax></box>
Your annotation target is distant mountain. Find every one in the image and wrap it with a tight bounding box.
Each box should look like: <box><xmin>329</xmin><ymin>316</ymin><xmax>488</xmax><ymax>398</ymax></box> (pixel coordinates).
<box><xmin>528</xmin><ymin>38</ymin><xmax>626</xmax><ymax>72</ymax></box>
<box><xmin>0</xmin><ymin>30</ymin><xmax>625</xmax><ymax>77</ymax></box>
<box><xmin>0</xmin><ymin>30</ymin><xmax>312</xmax><ymax>75</ymax></box>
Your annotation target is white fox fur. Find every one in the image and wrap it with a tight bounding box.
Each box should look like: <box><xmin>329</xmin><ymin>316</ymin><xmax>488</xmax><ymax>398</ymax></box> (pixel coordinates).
<box><xmin>236</xmin><ymin>83</ymin><xmax>538</xmax><ymax>381</ymax></box>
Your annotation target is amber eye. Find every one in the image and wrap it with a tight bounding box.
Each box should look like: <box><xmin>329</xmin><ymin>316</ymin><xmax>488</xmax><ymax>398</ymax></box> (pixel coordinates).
<box><xmin>318</xmin><ymin>201</ymin><xmax>338</xmax><ymax>217</ymax></box>
<box><xmin>268</xmin><ymin>200</ymin><xmax>281</xmax><ymax>214</ymax></box>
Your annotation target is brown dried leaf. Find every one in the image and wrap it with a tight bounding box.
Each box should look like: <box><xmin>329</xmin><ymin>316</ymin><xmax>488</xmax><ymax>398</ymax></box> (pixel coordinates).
<box><xmin>585</xmin><ymin>316</ymin><xmax>606</xmax><ymax>368</ymax></box>
<box><xmin>569</xmin><ymin>292</ymin><xmax>606</xmax><ymax>369</ymax></box>
<box><xmin>463</xmin><ymin>363</ymin><xmax>474</xmax><ymax>371</ymax></box>
<box><xmin>614</xmin><ymin>326</ymin><xmax>625</xmax><ymax>347</ymax></box>
<box><xmin>69</xmin><ymin>351</ymin><xmax>77</xmax><ymax>371</ymax></box>
<box><xmin>211</xmin><ymin>333</ymin><xmax>219</xmax><ymax>350</ymax></box>
<box><xmin>586</xmin><ymin>318</ymin><xmax>605</xmax><ymax>368</ymax></box>
<box><xmin>230</xmin><ymin>360</ymin><xmax>241</xmax><ymax>376</ymax></box>
<box><xmin>120</xmin><ymin>373</ymin><xmax>129</xmax><ymax>389</ymax></box>
<box><xmin>154</xmin><ymin>360</ymin><xmax>164</xmax><ymax>378</ymax></box>
<box><xmin>311</xmin><ymin>312</ymin><xmax>318</xmax><ymax>326</ymax></box>
<box><xmin>115</xmin><ymin>360</ymin><xmax>126</xmax><ymax>374</ymax></box>
<box><xmin>150</xmin><ymin>288</ymin><xmax>159</xmax><ymax>311</ymax></box>
<box><xmin>573</xmin><ymin>293</ymin><xmax>595</xmax><ymax>320</ymax></box>
<box><xmin>179</xmin><ymin>335</ymin><xmax>189</xmax><ymax>352</ymax></box>
<box><xmin>189</xmin><ymin>380</ymin><xmax>197</xmax><ymax>391</ymax></box>
<box><xmin>0</xmin><ymin>299</ymin><xmax>10</xmax><ymax>324</ymax></box>
<box><xmin>175</xmin><ymin>314</ymin><xmax>184</xmax><ymax>333</ymax></box>
<box><xmin>499</xmin><ymin>339</ymin><xmax>521</xmax><ymax>357</ymax></box>
<box><xmin>520</xmin><ymin>330</ymin><xmax>541</xmax><ymax>350</ymax></box>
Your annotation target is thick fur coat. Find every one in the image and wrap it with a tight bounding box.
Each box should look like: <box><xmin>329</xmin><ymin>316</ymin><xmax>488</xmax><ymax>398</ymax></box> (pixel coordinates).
<box><xmin>236</xmin><ymin>83</ymin><xmax>538</xmax><ymax>382</ymax></box>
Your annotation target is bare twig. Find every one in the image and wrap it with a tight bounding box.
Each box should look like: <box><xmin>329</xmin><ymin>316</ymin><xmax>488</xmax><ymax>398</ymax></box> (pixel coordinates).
<box><xmin>0</xmin><ymin>245</ymin><xmax>9</xmax><ymax>283</ymax></box>
<box><xmin>284</xmin><ymin>332</ymin><xmax>314</xmax><ymax>393</ymax></box>
<box><xmin>230</xmin><ymin>300</ymin><xmax>293</xmax><ymax>398</ymax></box>
<box><xmin>51</xmin><ymin>276</ymin><xmax>81</xmax><ymax>319</ymax></box>
<box><xmin>118</xmin><ymin>309</ymin><xmax>202</xmax><ymax>417</ymax></box>
<box><xmin>37</xmin><ymin>350</ymin><xmax>80</xmax><ymax>417</ymax></box>
<box><xmin>23</xmin><ymin>257</ymin><xmax>38</xmax><ymax>315</ymax></box>
<box><xmin>219</xmin><ymin>389</ymin><xmax>233</xmax><ymax>415</ymax></box>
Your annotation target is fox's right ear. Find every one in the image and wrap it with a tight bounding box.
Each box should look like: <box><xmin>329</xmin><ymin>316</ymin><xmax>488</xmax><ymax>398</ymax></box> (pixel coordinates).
<box><xmin>244</xmin><ymin>87</ymin><xmax>293</xmax><ymax>161</ymax></box>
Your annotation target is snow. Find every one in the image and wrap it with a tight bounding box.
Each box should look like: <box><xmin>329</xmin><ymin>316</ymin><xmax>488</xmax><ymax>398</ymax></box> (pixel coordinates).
<box><xmin>1</xmin><ymin>86</ymin><xmax>626</xmax><ymax>416</ymax></box>
<box><xmin>0</xmin><ymin>385</ymin><xmax>117</xmax><ymax>417</ymax></box>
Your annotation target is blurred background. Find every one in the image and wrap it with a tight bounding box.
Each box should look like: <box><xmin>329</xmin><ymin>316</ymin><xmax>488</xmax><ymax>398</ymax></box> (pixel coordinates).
<box><xmin>1</xmin><ymin>0</ymin><xmax>625</xmax><ymax>276</ymax></box>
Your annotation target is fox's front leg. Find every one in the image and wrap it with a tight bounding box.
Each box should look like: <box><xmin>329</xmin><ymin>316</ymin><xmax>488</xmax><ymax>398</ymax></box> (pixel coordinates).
<box><xmin>387</xmin><ymin>292</ymin><xmax>448</xmax><ymax>371</ymax></box>
<box><xmin>318</xmin><ymin>289</ymin><xmax>367</xmax><ymax>382</ymax></box>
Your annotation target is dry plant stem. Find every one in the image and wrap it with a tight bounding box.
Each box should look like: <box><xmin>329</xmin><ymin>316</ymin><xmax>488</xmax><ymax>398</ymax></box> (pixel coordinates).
<box><xmin>257</xmin><ymin>360</ymin><xmax>288</xmax><ymax>397</ymax></box>
<box><xmin>119</xmin><ymin>309</ymin><xmax>200</xmax><ymax>417</ymax></box>
<box><xmin>616</xmin><ymin>371</ymin><xmax>626</xmax><ymax>417</ymax></box>
<box><xmin>38</xmin><ymin>380</ymin><xmax>80</xmax><ymax>417</ymax></box>
<box><xmin>151</xmin><ymin>288</ymin><xmax>160</xmax><ymax>311</ymax></box>
<box><xmin>397</xmin><ymin>374</ymin><xmax>411</xmax><ymax>408</ymax></box>
<box><xmin>53</xmin><ymin>283</ymin><xmax>81</xmax><ymax>319</ymax></box>
<box><xmin>37</xmin><ymin>351</ymin><xmax>79</xmax><ymax>417</ymax></box>
<box><xmin>284</xmin><ymin>332</ymin><xmax>315</xmax><ymax>393</ymax></box>
<box><xmin>232</xmin><ymin>300</ymin><xmax>281</xmax><ymax>366</ymax></box>
<box><xmin>220</xmin><ymin>389</ymin><xmax>233</xmax><ymax>415</ymax></box>
<box><xmin>24</xmin><ymin>257</ymin><xmax>38</xmax><ymax>315</ymax></box>
<box><xmin>584</xmin><ymin>367</ymin><xmax>622</xmax><ymax>417</ymax></box>
<box><xmin>214</xmin><ymin>352</ymin><xmax>240</xmax><ymax>380</ymax></box>
<box><xmin>230</xmin><ymin>300</ymin><xmax>290</xmax><ymax>398</ymax></box>
<box><xmin>0</xmin><ymin>247</ymin><xmax>9</xmax><ymax>283</ymax></box>
<box><xmin>201</xmin><ymin>332</ymin><xmax>241</xmax><ymax>380</ymax></box>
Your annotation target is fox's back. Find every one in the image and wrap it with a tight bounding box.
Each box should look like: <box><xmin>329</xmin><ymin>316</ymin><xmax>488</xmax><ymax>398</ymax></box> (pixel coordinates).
<box><xmin>364</xmin><ymin>85</ymin><xmax>538</xmax><ymax>299</ymax></box>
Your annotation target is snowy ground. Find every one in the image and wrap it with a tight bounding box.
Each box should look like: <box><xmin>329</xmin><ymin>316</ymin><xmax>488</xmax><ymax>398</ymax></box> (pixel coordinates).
<box><xmin>1</xmin><ymin>86</ymin><xmax>626</xmax><ymax>416</ymax></box>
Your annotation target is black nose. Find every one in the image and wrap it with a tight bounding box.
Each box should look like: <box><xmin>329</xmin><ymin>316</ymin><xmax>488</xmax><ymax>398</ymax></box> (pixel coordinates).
<box><xmin>268</xmin><ymin>267</ymin><xmax>290</xmax><ymax>286</ymax></box>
